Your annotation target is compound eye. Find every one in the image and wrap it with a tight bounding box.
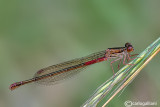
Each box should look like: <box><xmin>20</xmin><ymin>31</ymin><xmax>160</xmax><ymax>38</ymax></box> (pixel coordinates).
<box><xmin>127</xmin><ymin>46</ymin><xmax>134</xmax><ymax>52</ymax></box>
<box><xmin>125</xmin><ymin>43</ymin><xmax>131</xmax><ymax>47</ymax></box>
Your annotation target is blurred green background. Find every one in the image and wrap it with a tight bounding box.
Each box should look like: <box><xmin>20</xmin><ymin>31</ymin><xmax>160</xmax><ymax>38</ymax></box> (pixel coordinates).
<box><xmin>0</xmin><ymin>0</ymin><xmax>160</xmax><ymax>107</ymax></box>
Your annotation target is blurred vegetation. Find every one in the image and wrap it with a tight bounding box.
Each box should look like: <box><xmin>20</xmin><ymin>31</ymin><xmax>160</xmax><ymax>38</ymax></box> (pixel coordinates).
<box><xmin>0</xmin><ymin>0</ymin><xmax>160</xmax><ymax>107</ymax></box>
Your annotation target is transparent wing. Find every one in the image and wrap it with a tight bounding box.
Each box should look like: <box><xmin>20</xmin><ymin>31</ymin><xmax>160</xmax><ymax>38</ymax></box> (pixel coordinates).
<box><xmin>34</xmin><ymin>66</ymin><xmax>87</xmax><ymax>85</ymax></box>
<box><xmin>34</xmin><ymin>50</ymin><xmax>106</xmax><ymax>85</ymax></box>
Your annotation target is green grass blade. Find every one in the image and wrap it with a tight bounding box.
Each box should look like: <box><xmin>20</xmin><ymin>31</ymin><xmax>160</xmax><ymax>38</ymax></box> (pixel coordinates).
<box><xmin>82</xmin><ymin>37</ymin><xmax>160</xmax><ymax>107</ymax></box>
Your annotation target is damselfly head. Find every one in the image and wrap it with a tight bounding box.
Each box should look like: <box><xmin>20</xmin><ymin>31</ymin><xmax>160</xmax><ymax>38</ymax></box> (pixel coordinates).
<box><xmin>125</xmin><ymin>42</ymin><xmax>134</xmax><ymax>52</ymax></box>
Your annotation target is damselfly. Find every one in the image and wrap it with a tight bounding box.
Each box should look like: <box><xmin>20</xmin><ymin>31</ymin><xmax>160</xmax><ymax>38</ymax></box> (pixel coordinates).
<box><xmin>10</xmin><ymin>43</ymin><xmax>136</xmax><ymax>91</ymax></box>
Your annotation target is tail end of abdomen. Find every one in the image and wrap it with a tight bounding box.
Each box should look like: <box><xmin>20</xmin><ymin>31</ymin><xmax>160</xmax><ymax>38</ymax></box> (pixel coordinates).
<box><xmin>9</xmin><ymin>82</ymin><xmax>23</xmax><ymax>91</ymax></box>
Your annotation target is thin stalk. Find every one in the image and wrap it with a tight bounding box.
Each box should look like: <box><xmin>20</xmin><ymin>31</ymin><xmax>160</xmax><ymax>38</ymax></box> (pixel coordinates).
<box><xmin>82</xmin><ymin>37</ymin><xmax>160</xmax><ymax>107</ymax></box>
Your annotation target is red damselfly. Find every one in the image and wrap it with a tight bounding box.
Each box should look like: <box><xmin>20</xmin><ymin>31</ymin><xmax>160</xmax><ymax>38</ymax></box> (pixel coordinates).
<box><xmin>10</xmin><ymin>43</ymin><xmax>136</xmax><ymax>91</ymax></box>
